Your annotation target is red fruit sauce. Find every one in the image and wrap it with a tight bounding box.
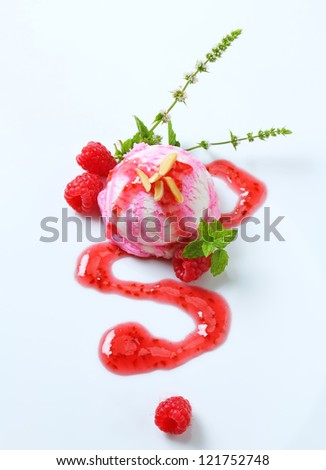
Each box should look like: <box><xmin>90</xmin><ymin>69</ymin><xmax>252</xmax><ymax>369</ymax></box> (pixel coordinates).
<box><xmin>76</xmin><ymin>243</ymin><xmax>229</xmax><ymax>375</ymax></box>
<box><xmin>76</xmin><ymin>160</ymin><xmax>266</xmax><ymax>375</ymax></box>
<box><xmin>206</xmin><ymin>159</ymin><xmax>266</xmax><ymax>227</ymax></box>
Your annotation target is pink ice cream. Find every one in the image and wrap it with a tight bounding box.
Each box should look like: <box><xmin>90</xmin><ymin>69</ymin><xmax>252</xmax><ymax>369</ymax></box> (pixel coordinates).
<box><xmin>98</xmin><ymin>144</ymin><xmax>220</xmax><ymax>259</ymax></box>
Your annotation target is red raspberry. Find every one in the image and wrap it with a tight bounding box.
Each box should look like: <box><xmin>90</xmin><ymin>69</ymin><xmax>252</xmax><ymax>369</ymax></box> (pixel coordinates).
<box><xmin>76</xmin><ymin>142</ymin><xmax>117</xmax><ymax>177</ymax></box>
<box><xmin>155</xmin><ymin>396</ymin><xmax>192</xmax><ymax>435</ymax></box>
<box><xmin>64</xmin><ymin>172</ymin><xmax>103</xmax><ymax>214</ymax></box>
<box><xmin>172</xmin><ymin>246</ymin><xmax>211</xmax><ymax>282</ymax></box>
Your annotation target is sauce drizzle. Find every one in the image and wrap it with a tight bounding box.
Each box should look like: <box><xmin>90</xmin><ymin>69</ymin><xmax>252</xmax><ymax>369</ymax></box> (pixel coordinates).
<box><xmin>76</xmin><ymin>160</ymin><xmax>266</xmax><ymax>375</ymax></box>
<box><xmin>76</xmin><ymin>243</ymin><xmax>230</xmax><ymax>375</ymax></box>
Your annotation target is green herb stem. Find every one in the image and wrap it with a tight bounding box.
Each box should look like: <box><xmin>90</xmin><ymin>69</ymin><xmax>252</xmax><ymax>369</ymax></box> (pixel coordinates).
<box><xmin>186</xmin><ymin>127</ymin><xmax>293</xmax><ymax>151</ymax></box>
<box><xmin>186</xmin><ymin>136</ymin><xmax>250</xmax><ymax>151</ymax></box>
<box><xmin>149</xmin><ymin>29</ymin><xmax>242</xmax><ymax>134</ymax></box>
<box><xmin>148</xmin><ymin>67</ymin><xmax>204</xmax><ymax>134</ymax></box>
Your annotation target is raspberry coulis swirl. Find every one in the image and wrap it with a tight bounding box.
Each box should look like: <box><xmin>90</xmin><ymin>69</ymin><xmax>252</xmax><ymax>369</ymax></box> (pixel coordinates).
<box><xmin>76</xmin><ymin>159</ymin><xmax>266</xmax><ymax>375</ymax></box>
<box><xmin>76</xmin><ymin>242</ymin><xmax>230</xmax><ymax>375</ymax></box>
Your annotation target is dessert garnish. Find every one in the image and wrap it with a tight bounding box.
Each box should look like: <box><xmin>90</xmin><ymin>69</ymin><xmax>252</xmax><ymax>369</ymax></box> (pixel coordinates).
<box><xmin>78</xmin><ymin>243</ymin><xmax>229</xmax><ymax>375</ymax></box>
<box><xmin>135</xmin><ymin>152</ymin><xmax>184</xmax><ymax>202</ymax></box>
<box><xmin>155</xmin><ymin>396</ymin><xmax>192</xmax><ymax>435</ymax></box>
<box><xmin>65</xmin><ymin>29</ymin><xmax>292</xmax><ymax>378</ymax></box>
<box><xmin>182</xmin><ymin>218</ymin><xmax>237</xmax><ymax>276</ymax></box>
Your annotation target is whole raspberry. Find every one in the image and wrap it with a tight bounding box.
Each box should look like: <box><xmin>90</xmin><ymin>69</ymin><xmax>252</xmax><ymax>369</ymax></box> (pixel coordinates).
<box><xmin>172</xmin><ymin>246</ymin><xmax>211</xmax><ymax>282</ymax></box>
<box><xmin>76</xmin><ymin>142</ymin><xmax>117</xmax><ymax>177</ymax></box>
<box><xmin>155</xmin><ymin>396</ymin><xmax>192</xmax><ymax>435</ymax></box>
<box><xmin>64</xmin><ymin>172</ymin><xmax>103</xmax><ymax>214</ymax></box>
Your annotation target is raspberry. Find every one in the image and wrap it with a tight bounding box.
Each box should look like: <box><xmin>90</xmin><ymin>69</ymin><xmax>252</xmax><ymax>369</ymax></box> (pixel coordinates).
<box><xmin>172</xmin><ymin>246</ymin><xmax>211</xmax><ymax>282</ymax></box>
<box><xmin>155</xmin><ymin>396</ymin><xmax>192</xmax><ymax>435</ymax></box>
<box><xmin>76</xmin><ymin>142</ymin><xmax>117</xmax><ymax>177</ymax></box>
<box><xmin>64</xmin><ymin>172</ymin><xmax>103</xmax><ymax>214</ymax></box>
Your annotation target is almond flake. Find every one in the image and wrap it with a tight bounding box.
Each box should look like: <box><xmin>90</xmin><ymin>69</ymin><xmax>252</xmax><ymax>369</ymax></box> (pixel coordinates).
<box><xmin>154</xmin><ymin>180</ymin><xmax>164</xmax><ymax>201</ymax></box>
<box><xmin>159</xmin><ymin>153</ymin><xmax>178</xmax><ymax>176</ymax></box>
<box><xmin>163</xmin><ymin>176</ymin><xmax>184</xmax><ymax>203</ymax></box>
<box><xmin>135</xmin><ymin>169</ymin><xmax>151</xmax><ymax>192</ymax></box>
<box><xmin>149</xmin><ymin>172</ymin><xmax>161</xmax><ymax>183</ymax></box>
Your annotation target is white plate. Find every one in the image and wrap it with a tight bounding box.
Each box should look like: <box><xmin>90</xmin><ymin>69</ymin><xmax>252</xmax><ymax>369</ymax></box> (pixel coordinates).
<box><xmin>1</xmin><ymin>0</ymin><xmax>326</xmax><ymax>450</ymax></box>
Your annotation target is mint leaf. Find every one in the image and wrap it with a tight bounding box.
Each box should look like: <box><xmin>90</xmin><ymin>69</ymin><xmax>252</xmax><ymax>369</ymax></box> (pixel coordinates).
<box><xmin>197</xmin><ymin>219</ymin><xmax>208</xmax><ymax>241</ymax></box>
<box><xmin>199</xmin><ymin>219</ymin><xmax>215</xmax><ymax>243</ymax></box>
<box><xmin>181</xmin><ymin>218</ymin><xmax>236</xmax><ymax>278</ymax></box>
<box><xmin>210</xmin><ymin>249</ymin><xmax>229</xmax><ymax>276</ymax></box>
<box><xmin>182</xmin><ymin>239</ymin><xmax>204</xmax><ymax>258</ymax></box>
<box><xmin>122</xmin><ymin>139</ymin><xmax>133</xmax><ymax>153</ymax></box>
<box><xmin>117</xmin><ymin>139</ymin><xmax>132</xmax><ymax>155</ymax></box>
<box><xmin>197</xmin><ymin>219</ymin><xmax>207</xmax><ymax>237</ymax></box>
<box><xmin>224</xmin><ymin>229</ymin><xmax>237</xmax><ymax>243</ymax></box>
<box><xmin>134</xmin><ymin>116</ymin><xmax>150</xmax><ymax>139</ymax></box>
<box><xmin>168</xmin><ymin>121</ymin><xmax>180</xmax><ymax>147</ymax></box>
<box><xmin>202</xmin><ymin>242</ymin><xmax>215</xmax><ymax>257</ymax></box>
<box><xmin>114</xmin><ymin>143</ymin><xmax>122</xmax><ymax>156</ymax></box>
<box><xmin>131</xmin><ymin>132</ymin><xmax>142</xmax><ymax>145</ymax></box>
<box><xmin>214</xmin><ymin>228</ymin><xmax>237</xmax><ymax>248</ymax></box>
<box><xmin>208</xmin><ymin>219</ymin><xmax>223</xmax><ymax>236</ymax></box>
<box><xmin>132</xmin><ymin>117</ymin><xmax>163</xmax><ymax>147</ymax></box>
<box><xmin>114</xmin><ymin>132</ymin><xmax>143</xmax><ymax>160</ymax></box>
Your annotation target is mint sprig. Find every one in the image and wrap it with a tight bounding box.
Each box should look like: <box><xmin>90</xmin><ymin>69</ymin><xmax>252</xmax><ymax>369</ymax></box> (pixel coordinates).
<box><xmin>114</xmin><ymin>116</ymin><xmax>163</xmax><ymax>160</ymax></box>
<box><xmin>211</xmin><ymin>249</ymin><xmax>229</xmax><ymax>276</ymax></box>
<box><xmin>186</xmin><ymin>127</ymin><xmax>293</xmax><ymax>152</ymax></box>
<box><xmin>149</xmin><ymin>29</ymin><xmax>242</xmax><ymax>133</ymax></box>
<box><xmin>134</xmin><ymin>116</ymin><xmax>151</xmax><ymax>139</ymax></box>
<box><xmin>168</xmin><ymin>121</ymin><xmax>180</xmax><ymax>147</ymax></box>
<box><xmin>182</xmin><ymin>219</ymin><xmax>237</xmax><ymax>277</ymax></box>
<box><xmin>112</xmin><ymin>30</ymin><xmax>292</xmax><ymax>162</ymax></box>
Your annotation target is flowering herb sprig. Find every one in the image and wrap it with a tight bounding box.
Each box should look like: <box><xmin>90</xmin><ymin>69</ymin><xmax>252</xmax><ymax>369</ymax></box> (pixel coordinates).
<box><xmin>150</xmin><ymin>29</ymin><xmax>243</xmax><ymax>133</ymax></box>
<box><xmin>186</xmin><ymin>127</ymin><xmax>293</xmax><ymax>152</ymax></box>
<box><xmin>113</xmin><ymin>29</ymin><xmax>292</xmax><ymax>160</ymax></box>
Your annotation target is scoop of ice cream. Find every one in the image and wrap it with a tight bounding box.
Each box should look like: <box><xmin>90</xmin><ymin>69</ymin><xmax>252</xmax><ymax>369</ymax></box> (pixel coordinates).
<box><xmin>98</xmin><ymin>144</ymin><xmax>220</xmax><ymax>259</ymax></box>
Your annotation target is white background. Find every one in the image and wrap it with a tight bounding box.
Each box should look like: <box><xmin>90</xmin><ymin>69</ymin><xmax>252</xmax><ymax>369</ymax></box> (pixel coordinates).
<box><xmin>0</xmin><ymin>0</ymin><xmax>326</xmax><ymax>450</ymax></box>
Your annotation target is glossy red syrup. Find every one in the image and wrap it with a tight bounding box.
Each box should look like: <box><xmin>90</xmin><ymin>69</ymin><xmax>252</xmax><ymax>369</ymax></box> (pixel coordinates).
<box><xmin>76</xmin><ymin>159</ymin><xmax>266</xmax><ymax>375</ymax></box>
<box><xmin>76</xmin><ymin>243</ymin><xmax>230</xmax><ymax>375</ymax></box>
<box><xmin>207</xmin><ymin>160</ymin><xmax>267</xmax><ymax>227</ymax></box>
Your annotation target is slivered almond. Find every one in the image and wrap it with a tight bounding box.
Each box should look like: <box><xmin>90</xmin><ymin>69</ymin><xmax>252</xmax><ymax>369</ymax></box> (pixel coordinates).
<box><xmin>149</xmin><ymin>172</ymin><xmax>161</xmax><ymax>183</ymax></box>
<box><xmin>159</xmin><ymin>153</ymin><xmax>178</xmax><ymax>176</ymax></box>
<box><xmin>163</xmin><ymin>176</ymin><xmax>184</xmax><ymax>203</ymax></box>
<box><xmin>154</xmin><ymin>180</ymin><xmax>164</xmax><ymax>201</ymax></box>
<box><xmin>135</xmin><ymin>168</ymin><xmax>151</xmax><ymax>192</ymax></box>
